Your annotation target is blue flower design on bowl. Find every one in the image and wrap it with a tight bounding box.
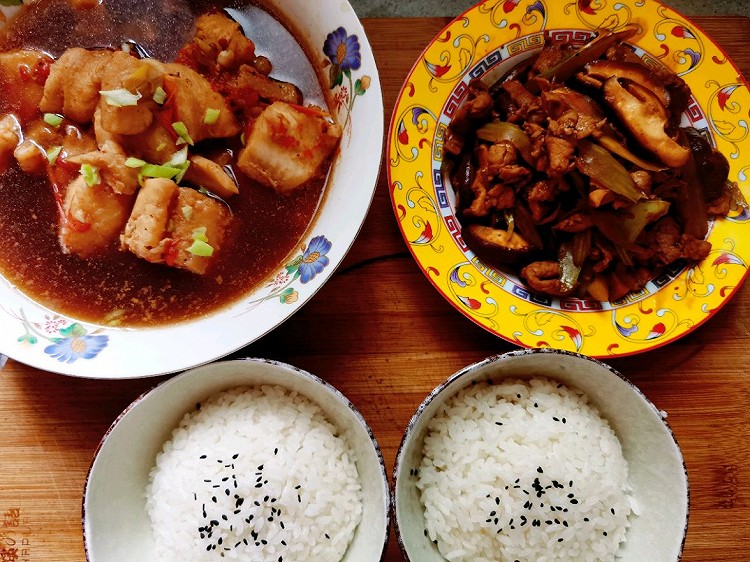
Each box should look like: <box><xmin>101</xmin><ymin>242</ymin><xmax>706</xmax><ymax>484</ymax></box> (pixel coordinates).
<box><xmin>299</xmin><ymin>235</ymin><xmax>332</xmax><ymax>283</ymax></box>
<box><xmin>8</xmin><ymin>309</ymin><xmax>110</xmax><ymax>365</ymax></box>
<box><xmin>43</xmin><ymin>323</ymin><xmax>108</xmax><ymax>363</ymax></box>
<box><xmin>324</xmin><ymin>26</ymin><xmax>361</xmax><ymax>72</ymax></box>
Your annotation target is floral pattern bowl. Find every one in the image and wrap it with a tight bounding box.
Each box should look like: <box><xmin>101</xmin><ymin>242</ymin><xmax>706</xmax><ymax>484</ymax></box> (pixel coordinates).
<box><xmin>388</xmin><ymin>0</ymin><xmax>750</xmax><ymax>357</ymax></box>
<box><xmin>0</xmin><ymin>0</ymin><xmax>382</xmax><ymax>378</ymax></box>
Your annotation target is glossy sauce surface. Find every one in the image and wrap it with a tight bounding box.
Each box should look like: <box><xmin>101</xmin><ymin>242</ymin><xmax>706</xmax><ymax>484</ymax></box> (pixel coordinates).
<box><xmin>0</xmin><ymin>0</ymin><xmax>329</xmax><ymax>326</ymax></box>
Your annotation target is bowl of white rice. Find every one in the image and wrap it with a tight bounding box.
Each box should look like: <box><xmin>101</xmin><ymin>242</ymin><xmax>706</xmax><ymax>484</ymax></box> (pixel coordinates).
<box><xmin>393</xmin><ymin>349</ymin><xmax>689</xmax><ymax>562</ymax></box>
<box><xmin>83</xmin><ymin>358</ymin><xmax>390</xmax><ymax>562</ymax></box>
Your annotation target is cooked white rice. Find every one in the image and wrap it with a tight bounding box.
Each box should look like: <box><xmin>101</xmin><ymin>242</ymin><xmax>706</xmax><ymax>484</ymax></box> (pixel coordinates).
<box><xmin>417</xmin><ymin>377</ymin><xmax>635</xmax><ymax>562</ymax></box>
<box><xmin>146</xmin><ymin>384</ymin><xmax>363</xmax><ymax>561</ymax></box>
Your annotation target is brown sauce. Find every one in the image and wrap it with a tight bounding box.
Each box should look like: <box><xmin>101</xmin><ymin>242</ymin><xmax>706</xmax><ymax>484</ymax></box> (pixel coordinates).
<box><xmin>0</xmin><ymin>0</ymin><xmax>331</xmax><ymax>327</ymax></box>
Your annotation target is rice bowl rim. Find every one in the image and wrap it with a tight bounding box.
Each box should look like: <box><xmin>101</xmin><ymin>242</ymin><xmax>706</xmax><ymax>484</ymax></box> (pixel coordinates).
<box><xmin>82</xmin><ymin>357</ymin><xmax>392</xmax><ymax>562</ymax></box>
<box><xmin>392</xmin><ymin>348</ymin><xmax>689</xmax><ymax>562</ymax></box>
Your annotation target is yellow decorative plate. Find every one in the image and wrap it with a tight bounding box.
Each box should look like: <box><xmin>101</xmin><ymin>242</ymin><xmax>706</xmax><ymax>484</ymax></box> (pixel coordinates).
<box><xmin>387</xmin><ymin>0</ymin><xmax>750</xmax><ymax>357</ymax></box>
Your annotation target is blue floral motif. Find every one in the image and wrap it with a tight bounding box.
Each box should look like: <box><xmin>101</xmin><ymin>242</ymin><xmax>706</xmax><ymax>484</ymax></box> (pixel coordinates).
<box><xmin>8</xmin><ymin>309</ymin><xmax>110</xmax><ymax>364</ymax></box>
<box><xmin>45</xmin><ymin>335</ymin><xmax>108</xmax><ymax>363</ymax></box>
<box><xmin>324</xmin><ymin>27</ymin><xmax>362</xmax><ymax>72</ymax></box>
<box><xmin>241</xmin><ymin>235</ymin><xmax>334</xmax><ymax>314</ymax></box>
<box><xmin>323</xmin><ymin>26</ymin><xmax>370</xmax><ymax>130</ymax></box>
<box><xmin>43</xmin><ymin>323</ymin><xmax>108</xmax><ymax>363</ymax></box>
<box><xmin>299</xmin><ymin>235</ymin><xmax>332</xmax><ymax>283</ymax></box>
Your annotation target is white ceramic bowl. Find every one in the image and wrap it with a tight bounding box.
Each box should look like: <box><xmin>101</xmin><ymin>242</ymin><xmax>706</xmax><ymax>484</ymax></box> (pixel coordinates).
<box><xmin>83</xmin><ymin>358</ymin><xmax>391</xmax><ymax>561</ymax></box>
<box><xmin>0</xmin><ymin>1</ymin><xmax>382</xmax><ymax>378</ymax></box>
<box><xmin>393</xmin><ymin>349</ymin><xmax>689</xmax><ymax>561</ymax></box>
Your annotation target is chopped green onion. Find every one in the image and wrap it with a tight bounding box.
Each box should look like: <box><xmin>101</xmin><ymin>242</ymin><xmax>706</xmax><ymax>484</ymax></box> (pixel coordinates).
<box><xmin>203</xmin><ymin>108</ymin><xmax>220</xmax><ymax>125</ymax></box>
<box><xmin>187</xmin><ymin>227</ymin><xmax>213</xmax><ymax>257</ymax></box>
<box><xmin>164</xmin><ymin>146</ymin><xmax>188</xmax><ymax>167</ymax></box>
<box><xmin>46</xmin><ymin>145</ymin><xmax>62</xmax><ymax>166</ymax></box>
<box><xmin>172</xmin><ymin>121</ymin><xmax>194</xmax><ymax>146</ymax></box>
<box><xmin>174</xmin><ymin>161</ymin><xmax>190</xmax><ymax>184</ymax></box>
<box><xmin>181</xmin><ymin>205</ymin><xmax>193</xmax><ymax>220</ymax></box>
<box><xmin>43</xmin><ymin>113</ymin><xmax>64</xmax><ymax>127</ymax></box>
<box><xmin>156</xmin><ymin>141</ymin><xmax>168</xmax><ymax>152</ymax></box>
<box><xmin>192</xmin><ymin>226</ymin><xmax>208</xmax><ymax>242</ymax></box>
<box><xmin>140</xmin><ymin>163</ymin><xmax>181</xmax><ymax>179</ymax></box>
<box><xmin>153</xmin><ymin>86</ymin><xmax>167</xmax><ymax>104</ymax></box>
<box><xmin>100</xmin><ymin>88</ymin><xmax>142</xmax><ymax>107</ymax></box>
<box><xmin>187</xmin><ymin>239</ymin><xmax>214</xmax><ymax>257</ymax></box>
<box><xmin>124</xmin><ymin>157</ymin><xmax>147</xmax><ymax>168</ymax></box>
<box><xmin>80</xmin><ymin>163</ymin><xmax>100</xmax><ymax>187</ymax></box>
<box><xmin>162</xmin><ymin>147</ymin><xmax>190</xmax><ymax>183</ymax></box>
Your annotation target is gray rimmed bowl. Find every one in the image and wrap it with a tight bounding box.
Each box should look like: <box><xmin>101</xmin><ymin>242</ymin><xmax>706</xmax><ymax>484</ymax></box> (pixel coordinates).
<box><xmin>393</xmin><ymin>349</ymin><xmax>689</xmax><ymax>561</ymax></box>
<box><xmin>83</xmin><ymin>358</ymin><xmax>390</xmax><ymax>561</ymax></box>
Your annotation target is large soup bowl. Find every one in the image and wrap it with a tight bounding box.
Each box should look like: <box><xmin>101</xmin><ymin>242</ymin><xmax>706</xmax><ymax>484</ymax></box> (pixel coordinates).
<box><xmin>0</xmin><ymin>0</ymin><xmax>383</xmax><ymax>378</ymax></box>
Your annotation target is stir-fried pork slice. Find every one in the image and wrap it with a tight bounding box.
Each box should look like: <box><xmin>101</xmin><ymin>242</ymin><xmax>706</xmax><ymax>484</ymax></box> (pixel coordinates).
<box><xmin>98</xmin><ymin>50</ymin><xmax>158</xmax><ymax>136</ymax></box>
<box><xmin>0</xmin><ymin>50</ymin><xmax>54</xmax><ymax>124</ymax></box>
<box><xmin>502</xmin><ymin>80</ymin><xmax>543</xmax><ymax>124</ymax></box>
<box><xmin>487</xmin><ymin>142</ymin><xmax>531</xmax><ymax>184</ymax></box>
<box><xmin>121</xmin><ymin>178</ymin><xmax>230</xmax><ymax>274</ymax></box>
<box><xmin>545</xmin><ymin>135</ymin><xmax>576</xmax><ymax>177</ymax></box>
<box><xmin>59</xmin><ymin>174</ymin><xmax>135</xmax><ymax>258</ymax></box>
<box><xmin>237</xmin><ymin>101</ymin><xmax>342</xmax><ymax>193</ymax></box>
<box><xmin>640</xmin><ymin>217</ymin><xmax>711</xmax><ymax>266</ymax></box>
<box><xmin>463</xmin><ymin>144</ymin><xmax>491</xmax><ymax>218</ymax></box>
<box><xmin>162</xmin><ymin>64</ymin><xmax>241</xmax><ymax>143</ymax></box>
<box><xmin>184</xmin><ymin>154</ymin><xmax>238</xmax><ymax>198</ymax></box>
<box><xmin>443</xmin><ymin>81</ymin><xmax>493</xmax><ymax>156</ymax></box>
<box><xmin>40</xmin><ymin>48</ymin><xmax>112</xmax><ymax>124</ymax></box>
<box><xmin>66</xmin><ymin>141</ymin><xmax>140</xmax><ymax>195</ymax></box>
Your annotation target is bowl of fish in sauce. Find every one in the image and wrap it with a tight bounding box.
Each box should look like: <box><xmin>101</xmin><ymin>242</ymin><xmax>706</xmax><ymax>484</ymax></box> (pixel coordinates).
<box><xmin>393</xmin><ymin>349</ymin><xmax>689</xmax><ymax>562</ymax></box>
<box><xmin>0</xmin><ymin>0</ymin><xmax>382</xmax><ymax>378</ymax></box>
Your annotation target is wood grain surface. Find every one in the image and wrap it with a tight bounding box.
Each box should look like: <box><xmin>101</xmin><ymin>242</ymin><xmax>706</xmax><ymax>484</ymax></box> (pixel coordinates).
<box><xmin>2</xmin><ymin>15</ymin><xmax>750</xmax><ymax>562</ymax></box>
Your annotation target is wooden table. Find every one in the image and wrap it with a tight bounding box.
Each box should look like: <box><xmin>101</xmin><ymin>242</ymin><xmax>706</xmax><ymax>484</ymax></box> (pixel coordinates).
<box><xmin>2</xmin><ymin>15</ymin><xmax>749</xmax><ymax>562</ymax></box>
